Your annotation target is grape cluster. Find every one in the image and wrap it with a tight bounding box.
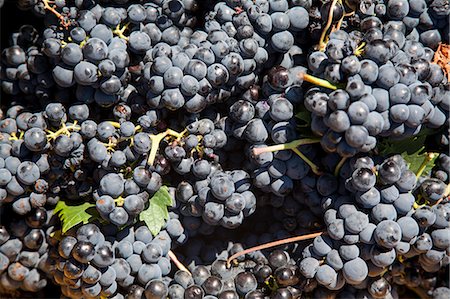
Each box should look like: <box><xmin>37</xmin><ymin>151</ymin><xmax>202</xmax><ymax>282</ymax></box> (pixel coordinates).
<box><xmin>432</xmin><ymin>153</ymin><xmax>450</xmax><ymax>184</ymax></box>
<box><xmin>175</xmin><ymin>168</ymin><xmax>256</xmax><ymax>233</ymax></box>
<box><xmin>0</xmin><ymin>103</ymin><xmax>85</xmax><ymax>215</ymax></box>
<box><xmin>134</xmin><ymin>0</ymin><xmax>273</xmax><ymax>113</ymax></box>
<box><xmin>0</xmin><ymin>208</ymin><xmax>55</xmax><ymax>295</ymax></box>
<box><xmin>306</xmin><ymin>36</ymin><xmax>447</xmax><ymax>156</ymax></box>
<box><xmin>297</xmin><ymin>0</ymin><xmax>450</xmax><ymax>156</ymax></box>
<box><xmin>165</xmin><ymin>265</ymin><xmax>259</xmax><ymax>299</ymax></box>
<box><xmin>53</xmin><ymin>220</ymin><xmax>186</xmax><ymax>298</ymax></box>
<box><xmin>296</xmin><ymin>154</ymin><xmax>450</xmax><ymax>294</ymax></box>
<box><xmin>164</xmin><ymin>117</ymin><xmax>227</xmax><ymax>176</ymax></box>
<box><xmin>232</xmin><ymin>0</ymin><xmax>311</xmax><ymax>54</ymax></box>
<box><xmin>2</xmin><ymin>0</ymin><xmax>199</xmax><ymax>108</ymax></box>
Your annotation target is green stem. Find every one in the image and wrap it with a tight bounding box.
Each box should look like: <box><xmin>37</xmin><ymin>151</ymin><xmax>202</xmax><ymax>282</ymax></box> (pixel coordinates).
<box><xmin>145</xmin><ymin>128</ymin><xmax>186</xmax><ymax>166</ymax></box>
<box><xmin>46</xmin><ymin>121</ymin><xmax>80</xmax><ymax>140</ymax></box>
<box><xmin>252</xmin><ymin>138</ymin><xmax>320</xmax><ymax>156</ymax></box>
<box><xmin>415</xmin><ymin>152</ymin><xmax>436</xmax><ymax>178</ymax></box>
<box><xmin>148</xmin><ymin>132</ymin><xmax>168</xmax><ymax>166</ymax></box>
<box><xmin>291</xmin><ymin>147</ymin><xmax>322</xmax><ymax>176</ymax></box>
<box><xmin>113</xmin><ymin>23</ymin><xmax>130</xmax><ymax>41</ymax></box>
<box><xmin>334</xmin><ymin>157</ymin><xmax>347</xmax><ymax>177</ymax></box>
<box><xmin>114</xmin><ymin>196</ymin><xmax>125</xmax><ymax>206</ymax></box>
<box><xmin>318</xmin><ymin>0</ymin><xmax>340</xmax><ymax>51</ymax></box>
<box><xmin>301</xmin><ymin>74</ymin><xmax>338</xmax><ymax>90</ymax></box>
<box><xmin>109</xmin><ymin>121</ymin><xmax>122</xmax><ymax>129</ymax></box>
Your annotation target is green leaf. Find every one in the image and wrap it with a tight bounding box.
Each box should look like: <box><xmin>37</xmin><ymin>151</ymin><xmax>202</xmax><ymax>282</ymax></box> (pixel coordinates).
<box><xmin>295</xmin><ymin>109</ymin><xmax>311</xmax><ymax>128</ymax></box>
<box><xmin>139</xmin><ymin>186</ymin><xmax>172</xmax><ymax>236</ymax></box>
<box><xmin>295</xmin><ymin>105</ymin><xmax>314</xmax><ymax>137</ymax></box>
<box><xmin>378</xmin><ymin>134</ymin><xmax>427</xmax><ymax>156</ymax></box>
<box><xmin>378</xmin><ymin>132</ymin><xmax>438</xmax><ymax>176</ymax></box>
<box><xmin>401</xmin><ymin>149</ymin><xmax>438</xmax><ymax>176</ymax></box>
<box><xmin>54</xmin><ymin>200</ymin><xmax>99</xmax><ymax>234</ymax></box>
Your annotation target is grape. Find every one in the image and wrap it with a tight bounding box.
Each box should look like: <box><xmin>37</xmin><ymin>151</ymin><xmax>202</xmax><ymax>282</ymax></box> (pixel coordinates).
<box><xmin>312</xmin><ymin>236</ymin><xmax>333</xmax><ymax>256</ymax></box>
<box><xmin>370</xmin><ymin>247</ymin><xmax>396</xmax><ymax>267</ymax></box>
<box><xmin>431</xmin><ymin>229</ymin><xmax>450</xmax><ymax>250</ymax></box>
<box><xmin>100</xmin><ymin>173</ymin><xmax>124</xmax><ymax>198</ymax></box>
<box><xmin>145</xmin><ymin>279</ymin><xmax>168</xmax><ymax>299</ymax></box>
<box><xmin>82</xmin><ymin>265</ymin><xmax>102</xmax><ymax>284</ymax></box>
<box><xmin>315</xmin><ymin>264</ymin><xmax>337</xmax><ymax>287</ymax></box>
<box><xmin>342</xmin><ymin>258</ymin><xmax>368</xmax><ymax>284</ymax></box>
<box><xmin>16</xmin><ymin>162</ymin><xmax>40</xmax><ymax>185</ymax></box>
<box><xmin>142</xmin><ymin>243</ymin><xmax>163</xmax><ymax>264</ymax></box>
<box><xmin>345</xmin><ymin>212</ymin><xmax>369</xmax><ymax>234</ymax></box>
<box><xmin>123</xmin><ymin>195</ymin><xmax>145</xmax><ymax>215</ymax></box>
<box><xmin>374</xmin><ymin>220</ymin><xmax>402</xmax><ymax>249</ymax></box>
<box><xmin>351</xmin><ymin>168</ymin><xmax>376</xmax><ymax>192</ymax></box>
<box><xmin>23</xmin><ymin>128</ymin><xmax>47</xmax><ymax>151</ymax></box>
<box><xmin>72</xmin><ymin>241</ymin><xmax>95</xmax><ymax>263</ymax></box>
<box><xmin>210</xmin><ymin>175</ymin><xmax>235</xmax><ymax>201</ymax></box>
<box><xmin>234</xmin><ymin>272</ymin><xmax>257</xmax><ymax>295</ymax></box>
<box><xmin>347</xmin><ymin>102</ymin><xmax>370</xmax><ymax>125</ymax></box>
<box><xmin>325</xmin><ymin>249</ymin><xmax>343</xmax><ymax>271</ymax></box>
<box><xmin>8</xmin><ymin>262</ymin><xmax>29</xmax><ymax>281</ymax></box>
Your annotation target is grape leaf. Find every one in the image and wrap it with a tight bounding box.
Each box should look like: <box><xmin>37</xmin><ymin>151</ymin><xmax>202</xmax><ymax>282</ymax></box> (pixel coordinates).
<box><xmin>139</xmin><ymin>186</ymin><xmax>173</xmax><ymax>236</ymax></box>
<box><xmin>295</xmin><ymin>109</ymin><xmax>311</xmax><ymax>128</ymax></box>
<box><xmin>295</xmin><ymin>104</ymin><xmax>314</xmax><ymax>137</ymax></box>
<box><xmin>378</xmin><ymin>133</ymin><xmax>427</xmax><ymax>156</ymax></box>
<box><xmin>54</xmin><ymin>200</ymin><xmax>99</xmax><ymax>234</ymax></box>
<box><xmin>378</xmin><ymin>132</ymin><xmax>438</xmax><ymax>175</ymax></box>
<box><xmin>401</xmin><ymin>149</ymin><xmax>438</xmax><ymax>176</ymax></box>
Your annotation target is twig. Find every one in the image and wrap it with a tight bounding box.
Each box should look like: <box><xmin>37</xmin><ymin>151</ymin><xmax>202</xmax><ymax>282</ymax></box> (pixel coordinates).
<box><xmin>334</xmin><ymin>156</ymin><xmax>347</xmax><ymax>177</ymax></box>
<box><xmin>318</xmin><ymin>0</ymin><xmax>339</xmax><ymax>51</ymax></box>
<box><xmin>226</xmin><ymin>231</ymin><xmax>324</xmax><ymax>268</ymax></box>
<box><xmin>168</xmin><ymin>250</ymin><xmax>191</xmax><ymax>275</ymax></box>
<box><xmin>407</xmin><ymin>286</ymin><xmax>431</xmax><ymax>299</ymax></box>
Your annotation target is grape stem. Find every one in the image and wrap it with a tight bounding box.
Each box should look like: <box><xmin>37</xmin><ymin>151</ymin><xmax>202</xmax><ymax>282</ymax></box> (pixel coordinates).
<box><xmin>252</xmin><ymin>139</ymin><xmax>322</xmax><ymax>175</ymax></box>
<box><xmin>148</xmin><ymin>132</ymin><xmax>170</xmax><ymax>166</ymax></box>
<box><xmin>298</xmin><ymin>73</ymin><xmax>338</xmax><ymax>90</ymax></box>
<box><xmin>333</xmin><ymin>11</ymin><xmax>355</xmax><ymax>32</ymax></box>
<box><xmin>114</xmin><ymin>196</ymin><xmax>125</xmax><ymax>206</ymax></box>
<box><xmin>354</xmin><ymin>42</ymin><xmax>366</xmax><ymax>56</ymax></box>
<box><xmin>147</xmin><ymin>129</ymin><xmax>187</xmax><ymax>166</ymax></box>
<box><xmin>100</xmin><ymin>138</ymin><xmax>117</xmax><ymax>152</ymax></box>
<box><xmin>9</xmin><ymin>131</ymin><xmax>24</xmax><ymax>141</ymax></box>
<box><xmin>291</xmin><ymin>147</ymin><xmax>323</xmax><ymax>175</ymax></box>
<box><xmin>318</xmin><ymin>0</ymin><xmax>340</xmax><ymax>51</ymax></box>
<box><xmin>252</xmin><ymin>138</ymin><xmax>320</xmax><ymax>155</ymax></box>
<box><xmin>109</xmin><ymin>121</ymin><xmax>121</xmax><ymax>129</ymax></box>
<box><xmin>42</xmin><ymin>0</ymin><xmax>71</xmax><ymax>28</ymax></box>
<box><xmin>434</xmin><ymin>183</ymin><xmax>450</xmax><ymax>206</ymax></box>
<box><xmin>334</xmin><ymin>156</ymin><xmax>347</xmax><ymax>176</ymax></box>
<box><xmin>168</xmin><ymin>250</ymin><xmax>191</xmax><ymax>275</ymax></box>
<box><xmin>46</xmin><ymin>121</ymin><xmax>80</xmax><ymax>140</ymax></box>
<box><xmin>406</xmin><ymin>286</ymin><xmax>431</xmax><ymax>299</ymax></box>
<box><xmin>415</xmin><ymin>152</ymin><xmax>437</xmax><ymax>178</ymax></box>
<box><xmin>113</xmin><ymin>23</ymin><xmax>130</xmax><ymax>41</ymax></box>
<box><xmin>226</xmin><ymin>231</ymin><xmax>324</xmax><ymax>268</ymax></box>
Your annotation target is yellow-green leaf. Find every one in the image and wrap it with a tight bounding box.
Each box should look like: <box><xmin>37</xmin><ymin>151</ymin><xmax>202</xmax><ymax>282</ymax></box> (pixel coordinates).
<box><xmin>139</xmin><ymin>186</ymin><xmax>172</xmax><ymax>236</ymax></box>
<box><xmin>378</xmin><ymin>129</ymin><xmax>433</xmax><ymax>156</ymax></box>
<box><xmin>402</xmin><ymin>150</ymin><xmax>438</xmax><ymax>176</ymax></box>
<box><xmin>54</xmin><ymin>200</ymin><xmax>99</xmax><ymax>233</ymax></box>
<box><xmin>378</xmin><ymin>132</ymin><xmax>438</xmax><ymax>176</ymax></box>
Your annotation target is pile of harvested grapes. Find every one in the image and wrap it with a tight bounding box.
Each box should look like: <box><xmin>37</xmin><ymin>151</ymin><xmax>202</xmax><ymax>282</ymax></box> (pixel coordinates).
<box><xmin>0</xmin><ymin>0</ymin><xmax>449</xmax><ymax>298</ymax></box>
